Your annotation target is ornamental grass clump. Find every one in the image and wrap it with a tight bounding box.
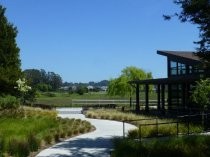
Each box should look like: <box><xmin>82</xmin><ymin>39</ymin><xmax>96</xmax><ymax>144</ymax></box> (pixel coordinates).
<box><xmin>27</xmin><ymin>132</ymin><xmax>40</xmax><ymax>151</ymax></box>
<box><xmin>112</xmin><ymin>136</ymin><xmax>210</xmax><ymax>157</ymax></box>
<box><xmin>44</xmin><ymin>134</ymin><xmax>53</xmax><ymax>144</ymax></box>
<box><xmin>8</xmin><ymin>138</ymin><xmax>30</xmax><ymax>157</ymax></box>
<box><xmin>0</xmin><ymin>107</ymin><xmax>94</xmax><ymax>155</ymax></box>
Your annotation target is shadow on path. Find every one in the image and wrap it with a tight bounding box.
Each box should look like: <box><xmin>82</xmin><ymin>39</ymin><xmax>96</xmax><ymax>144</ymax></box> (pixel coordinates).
<box><xmin>44</xmin><ymin>137</ymin><xmax>114</xmax><ymax>157</ymax></box>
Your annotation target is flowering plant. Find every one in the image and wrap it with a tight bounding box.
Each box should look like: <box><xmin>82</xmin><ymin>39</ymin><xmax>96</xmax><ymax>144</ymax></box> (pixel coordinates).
<box><xmin>15</xmin><ymin>78</ymin><xmax>31</xmax><ymax>93</ymax></box>
<box><xmin>14</xmin><ymin>78</ymin><xmax>31</xmax><ymax>104</ymax></box>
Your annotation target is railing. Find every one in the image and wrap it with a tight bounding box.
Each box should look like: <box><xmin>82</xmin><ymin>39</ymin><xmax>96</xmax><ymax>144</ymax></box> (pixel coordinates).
<box><xmin>72</xmin><ymin>99</ymin><xmax>167</xmax><ymax>107</ymax></box>
<box><xmin>122</xmin><ymin>113</ymin><xmax>210</xmax><ymax>140</ymax></box>
<box><xmin>72</xmin><ymin>99</ymin><xmax>130</xmax><ymax>106</ymax></box>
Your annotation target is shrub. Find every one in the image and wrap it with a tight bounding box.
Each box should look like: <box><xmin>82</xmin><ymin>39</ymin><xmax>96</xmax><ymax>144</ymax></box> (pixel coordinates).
<box><xmin>112</xmin><ymin>136</ymin><xmax>210</xmax><ymax>157</ymax></box>
<box><xmin>60</xmin><ymin>131</ymin><xmax>66</xmax><ymax>138</ymax></box>
<box><xmin>105</xmin><ymin>114</ymin><xmax>110</xmax><ymax>119</ymax></box>
<box><xmin>44</xmin><ymin>134</ymin><xmax>53</xmax><ymax>144</ymax></box>
<box><xmin>8</xmin><ymin>138</ymin><xmax>30</xmax><ymax>157</ymax></box>
<box><xmin>0</xmin><ymin>137</ymin><xmax>5</xmax><ymax>154</ymax></box>
<box><xmin>27</xmin><ymin>133</ymin><xmax>40</xmax><ymax>151</ymax></box>
<box><xmin>127</xmin><ymin>129</ymin><xmax>139</xmax><ymax>139</ymax></box>
<box><xmin>67</xmin><ymin>130</ymin><xmax>73</xmax><ymax>137</ymax></box>
<box><xmin>73</xmin><ymin>129</ymin><xmax>79</xmax><ymax>135</ymax></box>
<box><xmin>191</xmin><ymin>79</ymin><xmax>210</xmax><ymax>110</ymax></box>
<box><xmin>54</xmin><ymin>132</ymin><xmax>60</xmax><ymax>142</ymax></box>
<box><xmin>44</xmin><ymin>92</ymin><xmax>56</xmax><ymax>97</ymax></box>
<box><xmin>0</xmin><ymin>95</ymin><xmax>20</xmax><ymax>109</ymax></box>
<box><xmin>101</xmin><ymin>115</ymin><xmax>105</xmax><ymax>119</ymax></box>
<box><xmin>92</xmin><ymin>115</ymin><xmax>97</xmax><ymax>119</ymax></box>
<box><xmin>86</xmin><ymin>113</ymin><xmax>92</xmax><ymax>118</ymax></box>
<box><xmin>79</xmin><ymin>127</ymin><xmax>85</xmax><ymax>134</ymax></box>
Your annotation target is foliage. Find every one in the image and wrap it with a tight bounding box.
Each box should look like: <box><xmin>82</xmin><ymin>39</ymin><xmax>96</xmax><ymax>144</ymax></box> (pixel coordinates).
<box><xmin>0</xmin><ymin>107</ymin><xmax>93</xmax><ymax>156</ymax></box>
<box><xmin>36</xmin><ymin>83</ymin><xmax>52</xmax><ymax>92</ymax></box>
<box><xmin>24</xmin><ymin>69</ymin><xmax>62</xmax><ymax>91</ymax></box>
<box><xmin>112</xmin><ymin>136</ymin><xmax>210</xmax><ymax>157</ymax></box>
<box><xmin>107</xmin><ymin>66</ymin><xmax>152</xmax><ymax>96</ymax></box>
<box><xmin>0</xmin><ymin>95</ymin><xmax>20</xmax><ymax>109</ymax></box>
<box><xmin>191</xmin><ymin>79</ymin><xmax>210</xmax><ymax>109</ymax></box>
<box><xmin>76</xmin><ymin>86</ymin><xmax>88</xmax><ymax>95</ymax></box>
<box><xmin>63</xmin><ymin>80</ymin><xmax>109</xmax><ymax>88</ymax></box>
<box><xmin>164</xmin><ymin>0</ymin><xmax>210</xmax><ymax>64</ymax></box>
<box><xmin>0</xmin><ymin>5</ymin><xmax>22</xmax><ymax>96</ymax></box>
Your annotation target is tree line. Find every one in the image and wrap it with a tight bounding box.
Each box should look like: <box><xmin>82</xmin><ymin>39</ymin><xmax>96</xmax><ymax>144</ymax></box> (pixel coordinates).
<box><xmin>23</xmin><ymin>69</ymin><xmax>62</xmax><ymax>92</ymax></box>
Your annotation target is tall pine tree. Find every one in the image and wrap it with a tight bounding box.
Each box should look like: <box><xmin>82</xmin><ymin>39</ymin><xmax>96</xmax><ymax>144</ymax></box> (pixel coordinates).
<box><xmin>0</xmin><ymin>5</ymin><xmax>22</xmax><ymax>95</ymax></box>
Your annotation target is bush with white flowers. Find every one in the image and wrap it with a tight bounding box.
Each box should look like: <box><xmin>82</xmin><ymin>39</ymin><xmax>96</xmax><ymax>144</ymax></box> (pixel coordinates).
<box><xmin>14</xmin><ymin>78</ymin><xmax>31</xmax><ymax>104</ymax></box>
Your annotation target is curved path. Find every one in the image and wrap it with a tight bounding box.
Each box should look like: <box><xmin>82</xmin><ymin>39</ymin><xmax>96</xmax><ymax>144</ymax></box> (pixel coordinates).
<box><xmin>36</xmin><ymin>108</ymin><xmax>136</xmax><ymax>157</ymax></box>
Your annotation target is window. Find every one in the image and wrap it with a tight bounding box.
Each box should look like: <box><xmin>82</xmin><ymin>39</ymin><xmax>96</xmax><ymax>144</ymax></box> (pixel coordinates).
<box><xmin>170</xmin><ymin>61</ymin><xmax>177</xmax><ymax>75</ymax></box>
<box><xmin>189</xmin><ymin>66</ymin><xmax>193</xmax><ymax>74</ymax></box>
<box><xmin>178</xmin><ymin>63</ymin><xmax>186</xmax><ymax>75</ymax></box>
<box><xmin>170</xmin><ymin>61</ymin><xmax>187</xmax><ymax>76</ymax></box>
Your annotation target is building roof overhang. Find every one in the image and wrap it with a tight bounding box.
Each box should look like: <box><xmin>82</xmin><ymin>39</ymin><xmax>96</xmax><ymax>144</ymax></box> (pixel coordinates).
<box><xmin>157</xmin><ymin>50</ymin><xmax>201</xmax><ymax>65</ymax></box>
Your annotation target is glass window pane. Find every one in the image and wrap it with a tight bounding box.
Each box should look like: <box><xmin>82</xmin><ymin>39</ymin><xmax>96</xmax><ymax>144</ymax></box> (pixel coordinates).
<box><xmin>170</xmin><ymin>61</ymin><xmax>177</xmax><ymax>75</ymax></box>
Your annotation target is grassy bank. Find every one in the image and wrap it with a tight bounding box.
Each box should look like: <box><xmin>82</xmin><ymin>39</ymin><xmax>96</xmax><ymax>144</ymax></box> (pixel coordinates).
<box><xmin>85</xmin><ymin>109</ymin><xmax>203</xmax><ymax>138</ymax></box>
<box><xmin>0</xmin><ymin>107</ymin><xmax>93</xmax><ymax>157</ymax></box>
<box><xmin>111</xmin><ymin>135</ymin><xmax>210</xmax><ymax>157</ymax></box>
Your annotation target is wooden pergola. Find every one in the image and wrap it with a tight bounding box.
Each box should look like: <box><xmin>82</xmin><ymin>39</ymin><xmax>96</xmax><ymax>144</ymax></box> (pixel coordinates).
<box><xmin>129</xmin><ymin>75</ymin><xmax>201</xmax><ymax>114</ymax></box>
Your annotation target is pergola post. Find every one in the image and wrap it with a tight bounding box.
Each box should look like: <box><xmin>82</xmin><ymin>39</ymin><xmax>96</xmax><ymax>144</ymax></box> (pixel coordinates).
<box><xmin>161</xmin><ymin>84</ymin><xmax>165</xmax><ymax>113</ymax></box>
<box><xmin>182</xmin><ymin>83</ymin><xmax>186</xmax><ymax>111</ymax></box>
<box><xmin>145</xmin><ymin>84</ymin><xmax>149</xmax><ymax>112</ymax></box>
<box><xmin>157</xmin><ymin>84</ymin><xmax>161</xmax><ymax>110</ymax></box>
<box><xmin>136</xmin><ymin>83</ymin><xmax>140</xmax><ymax>113</ymax></box>
<box><xmin>168</xmin><ymin>84</ymin><xmax>172</xmax><ymax>110</ymax></box>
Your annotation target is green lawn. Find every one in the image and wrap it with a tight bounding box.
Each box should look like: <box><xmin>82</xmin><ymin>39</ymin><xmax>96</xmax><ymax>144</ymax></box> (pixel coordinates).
<box><xmin>35</xmin><ymin>91</ymin><xmax>162</xmax><ymax>107</ymax></box>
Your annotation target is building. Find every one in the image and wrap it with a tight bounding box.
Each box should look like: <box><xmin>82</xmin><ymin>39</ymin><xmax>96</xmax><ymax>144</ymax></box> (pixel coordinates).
<box><xmin>129</xmin><ymin>50</ymin><xmax>210</xmax><ymax>114</ymax></box>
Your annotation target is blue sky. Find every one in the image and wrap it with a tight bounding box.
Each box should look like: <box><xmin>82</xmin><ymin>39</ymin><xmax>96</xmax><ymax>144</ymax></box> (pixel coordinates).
<box><xmin>1</xmin><ymin>0</ymin><xmax>199</xmax><ymax>83</ymax></box>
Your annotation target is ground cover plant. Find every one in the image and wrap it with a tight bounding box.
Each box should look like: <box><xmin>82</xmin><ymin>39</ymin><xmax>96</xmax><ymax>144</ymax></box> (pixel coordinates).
<box><xmin>111</xmin><ymin>135</ymin><xmax>210</xmax><ymax>157</ymax></box>
<box><xmin>0</xmin><ymin>107</ymin><xmax>93</xmax><ymax>157</ymax></box>
<box><xmin>85</xmin><ymin>109</ymin><xmax>203</xmax><ymax>138</ymax></box>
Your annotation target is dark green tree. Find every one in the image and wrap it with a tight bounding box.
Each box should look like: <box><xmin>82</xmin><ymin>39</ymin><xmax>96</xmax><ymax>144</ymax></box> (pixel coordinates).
<box><xmin>0</xmin><ymin>5</ymin><xmax>22</xmax><ymax>95</ymax></box>
<box><xmin>24</xmin><ymin>69</ymin><xmax>62</xmax><ymax>91</ymax></box>
<box><xmin>164</xmin><ymin>0</ymin><xmax>210</xmax><ymax>65</ymax></box>
<box><xmin>24</xmin><ymin>69</ymin><xmax>42</xmax><ymax>86</ymax></box>
<box><xmin>47</xmin><ymin>72</ymin><xmax>62</xmax><ymax>91</ymax></box>
<box><xmin>76</xmin><ymin>86</ymin><xmax>88</xmax><ymax>95</ymax></box>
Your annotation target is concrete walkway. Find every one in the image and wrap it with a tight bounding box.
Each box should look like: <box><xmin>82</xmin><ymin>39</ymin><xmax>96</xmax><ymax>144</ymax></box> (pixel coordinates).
<box><xmin>36</xmin><ymin>108</ymin><xmax>136</xmax><ymax>157</ymax></box>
